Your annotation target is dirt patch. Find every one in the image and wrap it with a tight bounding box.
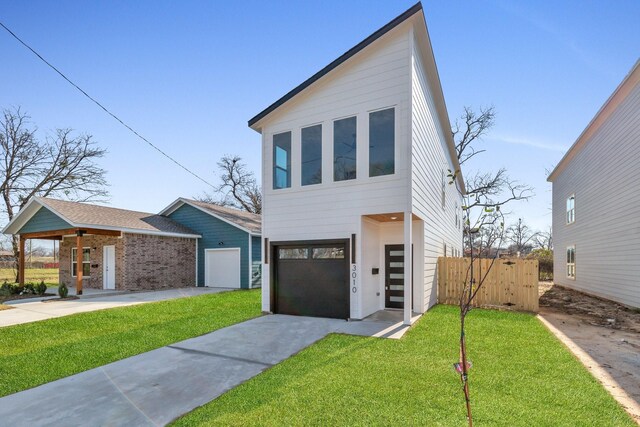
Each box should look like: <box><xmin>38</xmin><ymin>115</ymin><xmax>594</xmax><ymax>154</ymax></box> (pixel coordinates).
<box><xmin>0</xmin><ymin>305</ymin><xmax>14</xmax><ymax>311</ymax></box>
<box><xmin>539</xmin><ymin>283</ymin><xmax>640</xmax><ymax>423</ymax></box>
<box><xmin>539</xmin><ymin>281</ymin><xmax>640</xmax><ymax>333</ymax></box>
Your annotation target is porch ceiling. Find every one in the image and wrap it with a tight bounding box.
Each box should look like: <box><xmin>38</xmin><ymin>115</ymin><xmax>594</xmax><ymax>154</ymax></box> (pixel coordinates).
<box><xmin>363</xmin><ymin>212</ymin><xmax>421</xmax><ymax>223</ymax></box>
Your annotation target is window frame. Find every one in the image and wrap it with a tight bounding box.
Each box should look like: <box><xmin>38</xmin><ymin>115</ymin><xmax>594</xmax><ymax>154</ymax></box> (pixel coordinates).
<box><xmin>71</xmin><ymin>247</ymin><xmax>91</xmax><ymax>278</ymax></box>
<box><xmin>333</xmin><ymin>116</ymin><xmax>357</xmax><ymax>182</ymax></box>
<box><xmin>566</xmin><ymin>194</ymin><xmax>575</xmax><ymax>224</ymax></box>
<box><xmin>368</xmin><ymin>107</ymin><xmax>395</xmax><ymax>178</ymax></box>
<box><xmin>273</xmin><ymin>131</ymin><xmax>292</xmax><ymax>190</ymax></box>
<box><xmin>301</xmin><ymin>124</ymin><xmax>323</xmax><ymax>186</ymax></box>
<box><xmin>566</xmin><ymin>245</ymin><xmax>576</xmax><ymax>279</ymax></box>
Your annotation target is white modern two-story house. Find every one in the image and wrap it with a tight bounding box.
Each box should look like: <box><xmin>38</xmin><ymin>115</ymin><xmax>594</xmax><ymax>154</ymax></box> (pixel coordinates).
<box><xmin>248</xmin><ymin>3</ymin><xmax>464</xmax><ymax>324</ymax></box>
<box><xmin>548</xmin><ymin>59</ymin><xmax>640</xmax><ymax>308</ymax></box>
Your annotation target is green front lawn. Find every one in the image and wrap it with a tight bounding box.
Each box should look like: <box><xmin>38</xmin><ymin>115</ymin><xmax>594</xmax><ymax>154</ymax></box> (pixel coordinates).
<box><xmin>173</xmin><ymin>305</ymin><xmax>634</xmax><ymax>426</ymax></box>
<box><xmin>0</xmin><ymin>268</ymin><xmax>59</xmax><ymax>284</ymax></box>
<box><xmin>0</xmin><ymin>289</ymin><xmax>260</xmax><ymax>397</ymax></box>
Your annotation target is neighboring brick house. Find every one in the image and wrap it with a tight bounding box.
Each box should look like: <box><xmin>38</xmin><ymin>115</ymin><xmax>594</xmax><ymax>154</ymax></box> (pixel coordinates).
<box><xmin>3</xmin><ymin>197</ymin><xmax>200</xmax><ymax>292</ymax></box>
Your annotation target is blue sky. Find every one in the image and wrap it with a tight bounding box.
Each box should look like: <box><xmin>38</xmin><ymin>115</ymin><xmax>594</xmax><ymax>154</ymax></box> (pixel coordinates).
<box><xmin>1</xmin><ymin>0</ymin><xmax>639</xmax><ymax>233</ymax></box>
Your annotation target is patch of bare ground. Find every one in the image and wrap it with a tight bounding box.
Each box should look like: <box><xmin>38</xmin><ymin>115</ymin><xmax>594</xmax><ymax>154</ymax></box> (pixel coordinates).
<box><xmin>539</xmin><ymin>282</ymin><xmax>640</xmax><ymax>423</ymax></box>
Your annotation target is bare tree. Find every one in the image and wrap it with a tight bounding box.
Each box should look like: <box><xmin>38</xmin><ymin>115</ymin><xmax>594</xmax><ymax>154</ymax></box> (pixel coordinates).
<box><xmin>452</xmin><ymin>106</ymin><xmax>495</xmax><ymax>166</ymax></box>
<box><xmin>0</xmin><ymin>107</ymin><xmax>108</xmax><ymax>278</ymax></box>
<box><xmin>533</xmin><ymin>225</ymin><xmax>553</xmax><ymax>251</ymax></box>
<box><xmin>198</xmin><ymin>155</ymin><xmax>261</xmax><ymax>214</ymax></box>
<box><xmin>450</xmin><ymin>106</ymin><xmax>534</xmax><ymax>426</ymax></box>
<box><xmin>505</xmin><ymin>218</ymin><xmax>538</xmax><ymax>257</ymax></box>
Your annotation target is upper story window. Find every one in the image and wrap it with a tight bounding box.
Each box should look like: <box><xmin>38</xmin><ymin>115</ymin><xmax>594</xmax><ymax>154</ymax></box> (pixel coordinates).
<box><xmin>334</xmin><ymin>116</ymin><xmax>357</xmax><ymax>181</ymax></box>
<box><xmin>301</xmin><ymin>124</ymin><xmax>322</xmax><ymax>186</ymax></box>
<box><xmin>566</xmin><ymin>195</ymin><xmax>575</xmax><ymax>224</ymax></box>
<box><xmin>566</xmin><ymin>245</ymin><xmax>575</xmax><ymax>279</ymax></box>
<box><xmin>273</xmin><ymin>131</ymin><xmax>291</xmax><ymax>189</ymax></box>
<box><xmin>369</xmin><ymin>108</ymin><xmax>395</xmax><ymax>177</ymax></box>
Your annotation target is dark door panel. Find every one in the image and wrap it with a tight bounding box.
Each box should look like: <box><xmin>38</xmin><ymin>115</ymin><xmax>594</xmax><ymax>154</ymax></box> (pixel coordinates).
<box><xmin>274</xmin><ymin>241</ymin><xmax>349</xmax><ymax>319</ymax></box>
<box><xmin>385</xmin><ymin>244</ymin><xmax>405</xmax><ymax>309</ymax></box>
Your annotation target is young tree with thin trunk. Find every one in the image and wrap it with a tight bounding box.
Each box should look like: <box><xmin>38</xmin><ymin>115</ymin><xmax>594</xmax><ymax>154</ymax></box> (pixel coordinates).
<box><xmin>450</xmin><ymin>106</ymin><xmax>533</xmax><ymax>426</ymax></box>
<box><xmin>198</xmin><ymin>155</ymin><xmax>262</xmax><ymax>214</ymax></box>
<box><xmin>0</xmin><ymin>107</ymin><xmax>108</xmax><ymax>279</ymax></box>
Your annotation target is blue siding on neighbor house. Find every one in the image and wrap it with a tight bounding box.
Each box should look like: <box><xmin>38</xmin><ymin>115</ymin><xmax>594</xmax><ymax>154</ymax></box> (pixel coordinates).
<box><xmin>18</xmin><ymin>207</ymin><xmax>72</xmax><ymax>234</ymax></box>
<box><xmin>251</xmin><ymin>235</ymin><xmax>262</xmax><ymax>287</ymax></box>
<box><xmin>168</xmin><ymin>204</ymin><xmax>255</xmax><ymax>289</ymax></box>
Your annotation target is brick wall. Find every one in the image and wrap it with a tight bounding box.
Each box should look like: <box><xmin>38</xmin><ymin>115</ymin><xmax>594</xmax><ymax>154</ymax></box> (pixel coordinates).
<box><xmin>60</xmin><ymin>235</ymin><xmax>124</xmax><ymax>289</ymax></box>
<box><xmin>122</xmin><ymin>233</ymin><xmax>195</xmax><ymax>291</ymax></box>
<box><xmin>60</xmin><ymin>233</ymin><xmax>195</xmax><ymax>291</ymax></box>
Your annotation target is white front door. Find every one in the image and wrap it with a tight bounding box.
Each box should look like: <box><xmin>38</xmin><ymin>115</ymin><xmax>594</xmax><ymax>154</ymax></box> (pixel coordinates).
<box><xmin>103</xmin><ymin>245</ymin><xmax>116</xmax><ymax>290</ymax></box>
<box><xmin>205</xmin><ymin>248</ymin><xmax>241</xmax><ymax>288</ymax></box>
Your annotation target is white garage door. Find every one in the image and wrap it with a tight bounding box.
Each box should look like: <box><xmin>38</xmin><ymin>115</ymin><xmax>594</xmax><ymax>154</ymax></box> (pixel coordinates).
<box><xmin>205</xmin><ymin>248</ymin><xmax>241</xmax><ymax>288</ymax></box>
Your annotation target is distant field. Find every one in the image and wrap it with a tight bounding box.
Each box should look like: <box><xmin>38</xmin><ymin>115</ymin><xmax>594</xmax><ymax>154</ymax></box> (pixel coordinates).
<box><xmin>0</xmin><ymin>268</ymin><xmax>58</xmax><ymax>284</ymax></box>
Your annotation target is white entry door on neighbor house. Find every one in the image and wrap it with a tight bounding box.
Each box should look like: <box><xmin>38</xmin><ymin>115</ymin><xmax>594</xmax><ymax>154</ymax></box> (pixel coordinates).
<box><xmin>205</xmin><ymin>248</ymin><xmax>241</xmax><ymax>288</ymax></box>
<box><xmin>103</xmin><ymin>245</ymin><xmax>116</xmax><ymax>290</ymax></box>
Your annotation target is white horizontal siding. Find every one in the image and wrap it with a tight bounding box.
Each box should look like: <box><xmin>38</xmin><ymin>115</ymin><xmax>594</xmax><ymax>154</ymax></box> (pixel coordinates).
<box><xmin>261</xmin><ymin>23</ymin><xmax>413</xmax><ymax>243</ymax></box>
<box><xmin>410</xmin><ymin>31</ymin><xmax>463</xmax><ymax>312</ymax></box>
<box><xmin>552</xmin><ymin>82</ymin><xmax>640</xmax><ymax>308</ymax></box>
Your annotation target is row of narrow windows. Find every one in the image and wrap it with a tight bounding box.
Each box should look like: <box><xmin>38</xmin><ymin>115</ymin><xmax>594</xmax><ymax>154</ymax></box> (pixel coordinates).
<box><xmin>273</xmin><ymin>107</ymin><xmax>395</xmax><ymax>189</ymax></box>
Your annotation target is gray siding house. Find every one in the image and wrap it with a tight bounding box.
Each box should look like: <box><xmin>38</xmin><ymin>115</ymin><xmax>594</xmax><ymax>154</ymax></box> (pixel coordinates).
<box><xmin>548</xmin><ymin>59</ymin><xmax>640</xmax><ymax>308</ymax></box>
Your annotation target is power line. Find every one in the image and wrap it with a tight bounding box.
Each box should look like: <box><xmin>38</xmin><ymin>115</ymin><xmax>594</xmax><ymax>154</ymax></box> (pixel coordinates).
<box><xmin>0</xmin><ymin>20</ymin><xmax>215</xmax><ymax>189</ymax></box>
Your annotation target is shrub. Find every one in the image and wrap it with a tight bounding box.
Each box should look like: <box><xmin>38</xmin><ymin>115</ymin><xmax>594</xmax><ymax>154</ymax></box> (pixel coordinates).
<box><xmin>35</xmin><ymin>281</ymin><xmax>48</xmax><ymax>295</ymax></box>
<box><xmin>22</xmin><ymin>283</ymin><xmax>36</xmax><ymax>295</ymax></box>
<box><xmin>58</xmin><ymin>283</ymin><xmax>68</xmax><ymax>298</ymax></box>
<box><xmin>11</xmin><ymin>284</ymin><xmax>24</xmax><ymax>295</ymax></box>
<box><xmin>527</xmin><ymin>248</ymin><xmax>553</xmax><ymax>281</ymax></box>
<box><xmin>0</xmin><ymin>280</ymin><xmax>11</xmax><ymax>293</ymax></box>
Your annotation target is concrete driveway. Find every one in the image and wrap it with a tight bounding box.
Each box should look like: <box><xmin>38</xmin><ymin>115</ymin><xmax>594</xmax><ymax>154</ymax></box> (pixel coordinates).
<box><xmin>0</xmin><ymin>287</ymin><xmax>230</xmax><ymax>328</ymax></box>
<box><xmin>0</xmin><ymin>313</ymin><xmax>411</xmax><ymax>426</ymax></box>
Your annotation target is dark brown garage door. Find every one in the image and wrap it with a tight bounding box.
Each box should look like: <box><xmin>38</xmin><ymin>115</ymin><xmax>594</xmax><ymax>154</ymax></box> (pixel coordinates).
<box><xmin>273</xmin><ymin>240</ymin><xmax>349</xmax><ymax>319</ymax></box>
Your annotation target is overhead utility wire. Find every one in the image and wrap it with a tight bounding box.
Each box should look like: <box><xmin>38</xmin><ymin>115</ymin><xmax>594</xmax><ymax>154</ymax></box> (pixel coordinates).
<box><xmin>0</xmin><ymin>21</ymin><xmax>215</xmax><ymax>189</ymax></box>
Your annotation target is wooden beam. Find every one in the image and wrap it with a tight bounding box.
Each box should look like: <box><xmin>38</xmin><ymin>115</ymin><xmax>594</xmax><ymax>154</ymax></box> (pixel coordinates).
<box><xmin>19</xmin><ymin>228</ymin><xmax>121</xmax><ymax>240</ymax></box>
<box><xmin>18</xmin><ymin>237</ymin><xmax>25</xmax><ymax>286</ymax></box>
<box><xmin>76</xmin><ymin>232</ymin><xmax>83</xmax><ymax>295</ymax></box>
<box><xmin>20</xmin><ymin>228</ymin><xmax>77</xmax><ymax>239</ymax></box>
<box><xmin>78</xmin><ymin>228</ymin><xmax>121</xmax><ymax>237</ymax></box>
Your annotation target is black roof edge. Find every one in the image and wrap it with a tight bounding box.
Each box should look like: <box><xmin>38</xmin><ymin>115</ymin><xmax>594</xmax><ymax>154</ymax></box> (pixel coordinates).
<box><xmin>247</xmin><ymin>2</ymin><xmax>423</xmax><ymax>129</ymax></box>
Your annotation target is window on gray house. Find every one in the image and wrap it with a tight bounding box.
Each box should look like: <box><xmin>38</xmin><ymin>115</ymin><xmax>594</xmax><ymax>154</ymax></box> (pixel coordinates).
<box><xmin>273</xmin><ymin>131</ymin><xmax>291</xmax><ymax>189</ymax></box>
<box><xmin>334</xmin><ymin>116</ymin><xmax>357</xmax><ymax>181</ymax></box>
<box><xmin>566</xmin><ymin>245</ymin><xmax>575</xmax><ymax>278</ymax></box>
<box><xmin>369</xmin><ymin>108</ymin><xmax>395</xmax><ymax>177</ymax></box>
<box><xmin>301</xmin><ymin>124</ymin><xmax>322</xmax><ymax>186</ymax></box>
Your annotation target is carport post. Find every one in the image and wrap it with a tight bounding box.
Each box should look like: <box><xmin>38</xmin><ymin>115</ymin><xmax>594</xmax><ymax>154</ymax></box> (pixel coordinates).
<box><xmin>403</xmin><ymin>211</ymin><xmax>412</xmax><ymax>325</ymax></box>
<box><xmin>18</xmin><ymin>236</ymin><xmax>25</xmax><ymax>285</ymax></box>
<box><xmin>76</xmin><ymin>230</ymin><xmax>84</xmax><ymax>295</ymax></box>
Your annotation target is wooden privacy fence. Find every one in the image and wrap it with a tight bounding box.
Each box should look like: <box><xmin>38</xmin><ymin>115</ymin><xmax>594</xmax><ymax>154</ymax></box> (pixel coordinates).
<box><xmin>438</xmin><ymin>257</ymin><xmax>539</xmax><ymax>312</ymax></box>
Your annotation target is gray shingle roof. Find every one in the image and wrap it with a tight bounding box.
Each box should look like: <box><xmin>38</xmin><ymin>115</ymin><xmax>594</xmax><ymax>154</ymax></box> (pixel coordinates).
<box><xmin>182</xmin><ymin>199</ymin><xmax>261</xmax><ymax>234</ymax></box>
<box><xmin>39</xmin><ymin>197</ymin><xmax>199</xmax><ymax>237</ymax></box>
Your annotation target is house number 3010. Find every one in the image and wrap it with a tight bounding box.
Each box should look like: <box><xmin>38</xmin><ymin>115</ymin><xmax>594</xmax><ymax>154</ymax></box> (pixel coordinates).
<box><xmin>351</xmin><ymin>264</ymin><xmax>357</xmax><ymax>293</ymax></box>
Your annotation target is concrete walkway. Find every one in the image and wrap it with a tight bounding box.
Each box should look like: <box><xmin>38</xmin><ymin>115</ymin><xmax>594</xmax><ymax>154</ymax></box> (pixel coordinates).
<box><xmin>0</xmin><ymin>313</ymin><xmax>414</xmax><ymax>426</ymax></box>
<box><xmin>0</xmin><ymin>287</ymin><xmax>230</xmax><ymax>327</ymax></box>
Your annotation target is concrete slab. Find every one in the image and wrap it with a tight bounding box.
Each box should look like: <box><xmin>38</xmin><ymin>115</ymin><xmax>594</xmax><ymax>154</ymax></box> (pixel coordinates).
<box><xmin>0</xmin><ymin>313</ymin><xmax>415</xmax><ymax>426</ymax></box>
<box><xmin>0</xmin><ymin>287</ymin><xmax>231</xmax><ymax>328</ymax></box>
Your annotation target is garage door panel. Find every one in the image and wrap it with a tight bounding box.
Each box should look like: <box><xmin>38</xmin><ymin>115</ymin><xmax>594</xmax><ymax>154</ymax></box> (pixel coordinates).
<box><xmin>205</xmin><ymin>249</ymin><xmax>241</xmax><ymax>288</ymax></box>
<box><xmin>274</xmin><ymin>241</ymin><xmax>349</xmax><ymax>319</ymax></box>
